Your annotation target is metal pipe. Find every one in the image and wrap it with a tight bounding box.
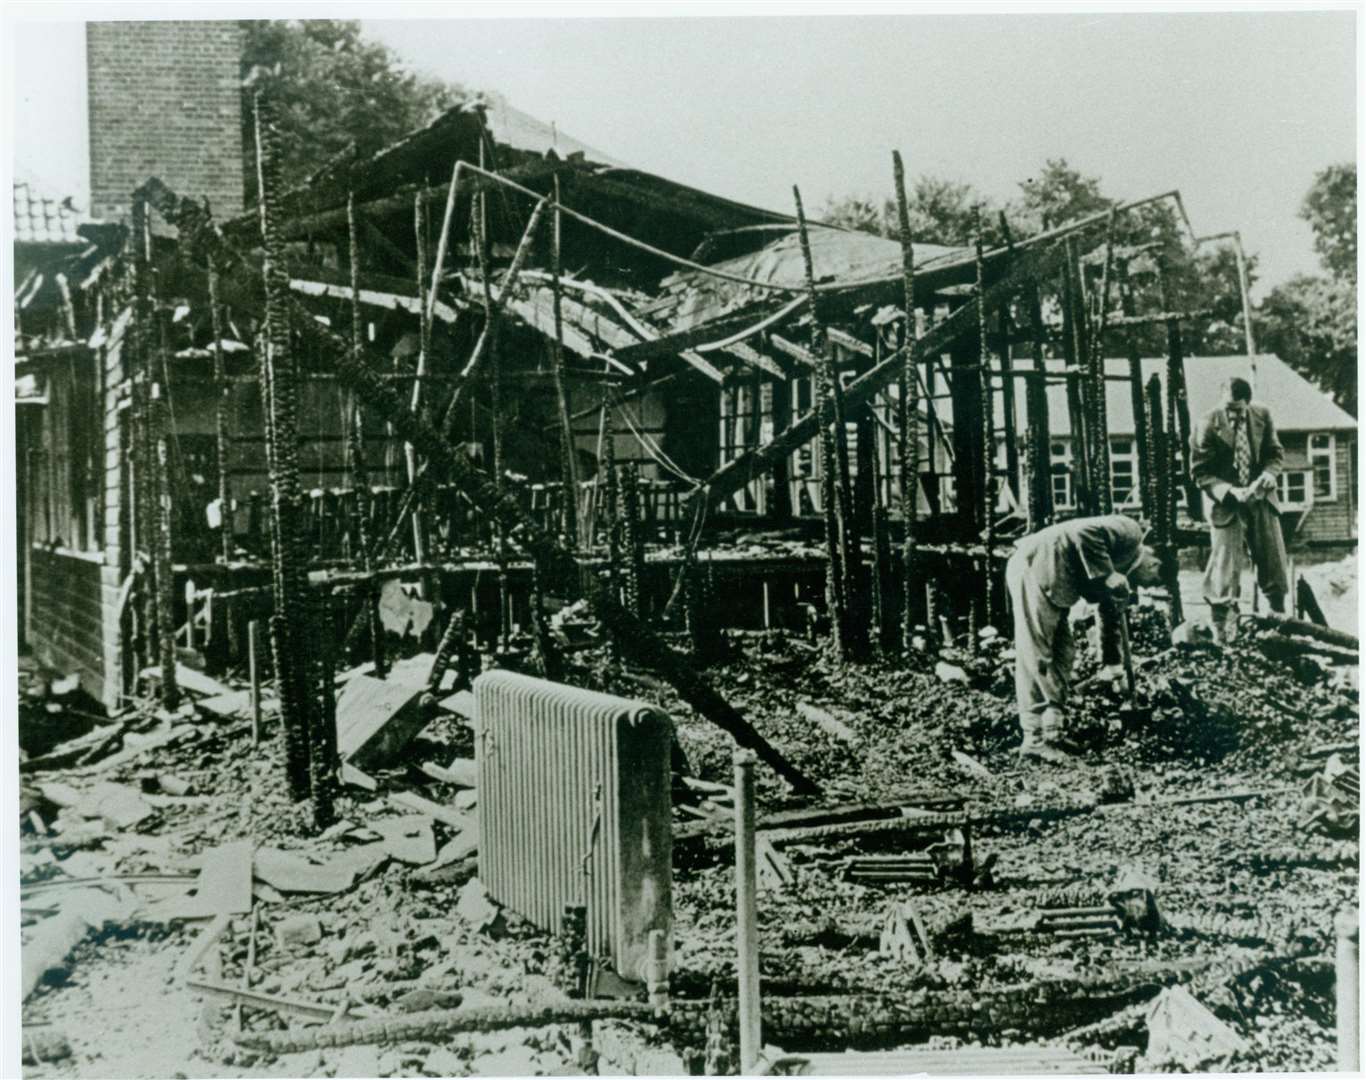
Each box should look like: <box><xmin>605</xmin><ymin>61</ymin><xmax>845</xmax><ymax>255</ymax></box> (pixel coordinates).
<box><xmin>734</xmin><ymin>748</ymin><xmax>761</xmax><ymax>1073</ymax></box>
<box><xmin>1338</xmin><ymin>908</ymin><xmax>1359</xmax><ymax>1072</ymax></box>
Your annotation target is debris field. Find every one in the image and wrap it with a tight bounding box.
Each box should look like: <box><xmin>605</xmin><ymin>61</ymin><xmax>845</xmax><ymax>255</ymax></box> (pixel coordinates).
<box><xmin>16</xmin><ymin>586</ymin><xmax>1360</xmax><ymax>1077</ymax></box>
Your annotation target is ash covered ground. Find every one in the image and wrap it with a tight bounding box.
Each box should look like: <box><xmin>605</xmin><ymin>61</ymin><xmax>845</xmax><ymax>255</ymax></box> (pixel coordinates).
<box><xmin>17</xmin><ymin>590</ymin><xmax>1360</xmax><ymax>1077</ymax></box>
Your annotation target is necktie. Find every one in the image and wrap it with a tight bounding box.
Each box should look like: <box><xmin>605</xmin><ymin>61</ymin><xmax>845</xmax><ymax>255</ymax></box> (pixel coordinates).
<box><xmin>1233</xmin><ymin>414</ymin><xmax>1252</xmax><ymax>487</ymax></box>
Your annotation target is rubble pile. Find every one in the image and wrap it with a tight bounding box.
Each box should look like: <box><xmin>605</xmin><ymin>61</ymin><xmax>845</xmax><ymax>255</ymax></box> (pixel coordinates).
<box><xmin>16</xmin><ymin>599</ymin><xmax>1359</xmax><ymax>1076</ymax></box>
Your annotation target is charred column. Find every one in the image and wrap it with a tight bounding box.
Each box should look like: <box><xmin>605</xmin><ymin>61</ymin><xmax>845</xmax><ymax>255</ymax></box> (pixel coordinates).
<box><xmin>1023</xmin><ymin>276</ymin><xmax>1054</xmax><ymax>529</ymax></box>
<box><xmin>1146</xmin><ymin>373</ymin><xmax>1184</xmax><ymax>628</ymax></box>
<box><xmin>549</xmin><ymin>177</ymin><xmax>581</xmax><ymax>545</ymax></box>
<box><xmin>974</xmin><ymin>224</ymin><xmax>997</xmax><ymax>628</ymax></box>
<box><xmin>348</xmin><ymin>192</ymin><xmax>386</xmax><ymax>677</ymax></box>
<box><xmin>1119</xmin><ymin>266</ymin><xmax>1154</xmax><ymax>521</ymax></box>
<box><xmin>621</xmin><ymin>462</ymin><xmax>645</xmax><ymax>621</ymax></box>
<box><xmin>1060</xmin><ymin>238</ymin><xmax>1092</xmax><ymax>514</ymax></box>
<box><xmin>1158</xmin><ymin>257</ymin><xmax>1201</xmax><ymax>520</ymax></box>
<box><xmin>892</xmin><ymin>150</ymin><xmax>921</xmax><ymax>650</ymax></box>
<box><xmin>254</xmin><ymin>93</ymin><xmax>322</xmax><ymax>813</ymax></box>
<box><xmin>208</xmin><ymin>257</ymin><xmax>233</xmax><ymax>564</ymax></box>
<box><xmin>794</xmin><ymin>186</ymin><xmax>864</xmax><ymax>659</ymax></box>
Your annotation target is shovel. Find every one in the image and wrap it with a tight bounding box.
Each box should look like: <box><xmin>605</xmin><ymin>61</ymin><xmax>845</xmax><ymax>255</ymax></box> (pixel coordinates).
<box><xmin>1114</xmin><ymin>605</ymin><xmax>1148</xmax><ymax>729</ymax></box>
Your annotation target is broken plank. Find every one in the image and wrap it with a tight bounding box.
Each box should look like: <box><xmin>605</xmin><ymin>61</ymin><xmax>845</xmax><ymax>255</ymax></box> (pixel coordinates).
<box><xmin>194</xmin><ymin>690</ymin><xmax>254</xmax><ymax>720</ymax></box>
<box><xmin>140</xmin><ymin>664</ymin><xmax>232</xmax><ymax>699</ymax></box>
<box><xmin>336</xmin><ymin>672</ymin><xmax>432</xmax><ymax>770</ymax></box>
<box><xmin>389</xmin><ymin>791</ymin><xmax>473</xmax><ymax>831</ymax></box>
<box><xmin>420</xmin><ymin>758</ymin><xmax>477</xmax><ymax>788</ymax></box>
<box><xmin>341</xmin><ymin>762</ymin><xmax>379</xmax><ymax>792</ymax></box>
<box><xmin>253</xmin><ymin>847</ymin><xmax>356</xmax><ymax>895</ymax></box>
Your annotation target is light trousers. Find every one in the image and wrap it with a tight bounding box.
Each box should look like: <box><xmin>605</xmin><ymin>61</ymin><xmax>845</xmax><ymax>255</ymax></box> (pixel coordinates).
<box><xmin>1005</xmin><ymin>553</ymin><xmax>1075</xmax><ymax>738</ymax></box>
<box><xmin>1203</xmin><ymin>499</ymin><xmax>1290</xmax><ymax>613</ymax></box>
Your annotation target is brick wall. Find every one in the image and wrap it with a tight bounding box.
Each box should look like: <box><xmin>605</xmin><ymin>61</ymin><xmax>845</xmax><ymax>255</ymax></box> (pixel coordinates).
<box><xmin>87</xmin><ymin>20</ymin><xmax>244</xmax><ymax>223</ymax></box>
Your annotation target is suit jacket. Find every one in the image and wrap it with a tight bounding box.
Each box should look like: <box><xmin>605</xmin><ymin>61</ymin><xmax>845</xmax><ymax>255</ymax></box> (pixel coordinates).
<box><xmin>1014</xmin><ymin>514</ymin><xmax>1146</xmax><ymax>610</ymax></box>
<box><xmin>1189</xmin><ymin>403</ymin><xmax>1284</xmax><ymax>527</ymax></box>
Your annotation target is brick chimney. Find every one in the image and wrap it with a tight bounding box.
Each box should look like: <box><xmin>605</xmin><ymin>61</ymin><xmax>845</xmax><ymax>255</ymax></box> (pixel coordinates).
<box><xmin>86</xmin><ymin>20</ymin><xmax>245</xmax><ymax>223</ymax></box>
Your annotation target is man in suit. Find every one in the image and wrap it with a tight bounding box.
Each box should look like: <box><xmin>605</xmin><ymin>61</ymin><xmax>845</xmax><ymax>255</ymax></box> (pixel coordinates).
<box><xmin>1190</xmin><ymin>376</ymin><xmax>1289</xmax><ymax>641</ymax></box>
<box><xmin>1005</xmin><ymin>514</ymin><xmax>1162</xmax><ymax>763</ymax></box>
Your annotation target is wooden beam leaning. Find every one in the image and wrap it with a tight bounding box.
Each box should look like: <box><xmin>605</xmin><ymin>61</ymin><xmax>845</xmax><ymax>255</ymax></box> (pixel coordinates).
<box><xmin>689</xmin><ymin>240</ymin><xmax>1067</xmax><ymax>517</ymax></box>
<box><xmin>137</xmin><ymin>175</ymin><xmax>822</xmax><ymax>798</ymax></box>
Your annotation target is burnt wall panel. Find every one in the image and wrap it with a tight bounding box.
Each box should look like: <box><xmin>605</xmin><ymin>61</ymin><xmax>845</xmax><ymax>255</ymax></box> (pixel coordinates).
<box><xmin>29</xmin><ymin>549</ymin><xmax>108</xmax><ymax>701</ymax></box>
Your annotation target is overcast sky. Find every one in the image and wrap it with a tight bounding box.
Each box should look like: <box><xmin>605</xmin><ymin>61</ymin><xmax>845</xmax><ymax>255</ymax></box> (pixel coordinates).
<box><xmin>8</xmin><ymin>8</ymin><xmax>1358</xmax><ymax>296</ymax></box>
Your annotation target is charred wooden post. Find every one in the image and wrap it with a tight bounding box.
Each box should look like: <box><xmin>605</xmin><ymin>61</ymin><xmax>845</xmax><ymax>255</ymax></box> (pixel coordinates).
<box><xmin>871</xmin><ymin>504</ymin><xmax>893</xmax><ymax>654</ymax></box>
<box><xmin>429</xmin><ymin>608</ymin><xmax>469</xmax><ymax>694</ymax></box>
<box><xmin>1157</xmin><ymin>257</ymin><xmax>1201</xmax><ymax>519</ymax></box>
<box><xmin>474</xmin><ymin>176</ymin><xmax>511</xmax><ymax>648</ymax></box>
<box><xmin>892</xmin><ymin>150</ymin><xmax>921</xmax><ymax>651</ymax></box>
<box><xmin>1023</xmin><ymin>276</ymin><xmax>1054</xmax><ymax>530</ymax></box>
<box><xmin>207</xmin><ymin>257</ymin><xmax>232</xmax><ymax>564</ymax></box>
<box><xmin>974</xmin><ymin>223</ymin><xmax>997</xmax><ymax>630</ymax></box>
<box><xmin>1087</xmin><ymin>207</ymin><xmax>1119</xmax><ymax>515</ymax></box>
<box><xmin>150</xmin><ymin>388</ymin><xmax>178</xmax><ymax>710</ymax></box>
<box><xmin>129</xmin><ymin>199</ymin><xmax>158</xmax><ymax>677</ymax></box>
<box><xmin>1060</xmin><ymin>238</ymin><xmax>1092</xmax><ymax>514</ymax></box>
<box><xmin>346</xmin><ymin>192</ymin><xmax>386</xmax><ymax>677</ymax></box>
<box><xmin>549</xmin><ymin>177</ymin><xmax>581</xmax><ymax>546</ymax></box>
<box><xmin>1146</xmin><ymin>373</ymin><xmax>1184</xmax><ymax>627</ymax></box>
<box><xmin>407</xmin><ymin>190</ymin><xmax>431</xmax><ymax>567</ymax></box>
<box><xmin>528</xmin><ymin>559</ymin><xmax>563</xmax><ymax>681</ymax></box>
<box><xmin>1118</xmin><ymin>266</ymin><xmax>1154</xmax><ymax>520</ymax></box>
<box><xmin>254</xmin><ymin>92</ymin><xmax>315</xmax><ymax>803</ymax></box>
<box><xmin>794</xmin><ymin>185</ymin><xmax>861</xmax><ymax>659</ymax></box>
<box><xmin>854</xmin><ymin>407</ymin><xmax>877</xmax><ymax>533</ymax></box>
<box><xmin>769</xmin><ymin>377</ymin><xmax>794</xmax><ymax>521</ymax></box>
<box><xmin>147</xmin><ymin>222</ymin><xmax>179</xmax><ymax>709</ymax></box>
<box><xmin>1091</xmin><ymin>216</ymin><xmax>1123</xmax><ymax>667</ymax></box>
<box><xmin>621</xmin><ymin>462</ymin><xmax>645</xmax><ymax>621</ymax></box>
<box><xmin>311</xmin><ymin>589</ymin><xmax>338</xmax><ymax>829</ymax></box>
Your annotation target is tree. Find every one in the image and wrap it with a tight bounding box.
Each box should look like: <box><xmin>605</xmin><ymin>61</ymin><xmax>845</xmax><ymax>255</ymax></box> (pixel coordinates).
<box><xmin>819</xmin><ymin>175</ymin><xmax>997</xmax><ymax>247</ymax></box>
<box><xmin>240</xmin><ymin>20</ymin><xmax>466</xmax><ymax>201</ymax></box>
<box><xmin>1254</xmin><ymin>163</ymin><xmax>1357</xmax><ymax>415</ymax></box>
<box><xmin>1301</xmin><ymin>163</ymin><xmax>1356</xmax><ymax>283</ymax></box>
<box><xmin>1259</xmin><ymin>275</ymin><xmax>1357</xmax><ymax>416</ymax></box>
<box><xmin>1013</xmin><ymin>158</ymin><xmax>1107</xmax><ymax>233</ymax></box>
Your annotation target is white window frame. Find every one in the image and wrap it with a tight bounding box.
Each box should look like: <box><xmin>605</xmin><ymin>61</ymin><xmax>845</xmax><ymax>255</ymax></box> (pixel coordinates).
<box><xmin>1308</xmin><ymin>433</ymin><xmax>1337</xmax><ymax>502</ymax></box>
<box><xmin>1109</xmin><ymin>437</ymin><xmax>1138</xmax><ymax>510</ymax></box>
<box><xmin>1278</xmin><ymin>469</ymin><xmax>1312</xmax><ymax>509</ymax></box>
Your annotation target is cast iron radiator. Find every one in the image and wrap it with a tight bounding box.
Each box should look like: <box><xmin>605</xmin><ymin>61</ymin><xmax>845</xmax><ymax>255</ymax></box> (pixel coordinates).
<box><xmin>474</xmin><ymin>669</ymin><xmax>673</xmax><ymax>981</ymax></box>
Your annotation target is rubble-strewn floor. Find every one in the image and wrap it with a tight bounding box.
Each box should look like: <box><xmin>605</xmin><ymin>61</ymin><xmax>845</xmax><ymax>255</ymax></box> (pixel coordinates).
<box><xmin>17</xmin><ymin>588</ymin><xmax>1360</xmax><ymax>1078</ymax></box>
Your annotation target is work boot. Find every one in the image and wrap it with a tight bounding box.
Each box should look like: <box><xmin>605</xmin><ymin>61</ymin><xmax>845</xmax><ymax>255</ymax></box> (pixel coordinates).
<box><xmin>1266</xmin><ymin>591</ymin><xmax>1287</xmax><ymax>615</ymax></box>
<box><xmin>1210</xmin><ymin>604</ymin><xmax>1239</xmax><ymax>644</ymax></box>
<box><xmin>1018</xmin><ymin>735</ymin><xmax>1076</xmax><ymax>765</ymax></box>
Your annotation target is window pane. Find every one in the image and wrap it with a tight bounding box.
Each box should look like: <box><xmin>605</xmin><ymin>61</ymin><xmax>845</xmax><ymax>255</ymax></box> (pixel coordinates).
<box><xmin>1112</xmin><ymin>439</ymin><xmax>1132</xmax><ymax>455</ymax></box>
<box><xmin>1314</xmin><ymin>460</ymin><xmax>1332</xmax><ymax>497</ymax></box>
<box><xmin>1310</xmin><ymin>433</ymin><xmax>1331</xmax><ymax>450</ymax></box>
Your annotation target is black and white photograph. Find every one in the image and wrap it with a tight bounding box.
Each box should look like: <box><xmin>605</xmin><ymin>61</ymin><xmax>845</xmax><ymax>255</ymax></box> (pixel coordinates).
<box><xmin>3</xmin><ymin>4</ymin><xmax>1360</xmax><ymax>1077</ymax></box>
